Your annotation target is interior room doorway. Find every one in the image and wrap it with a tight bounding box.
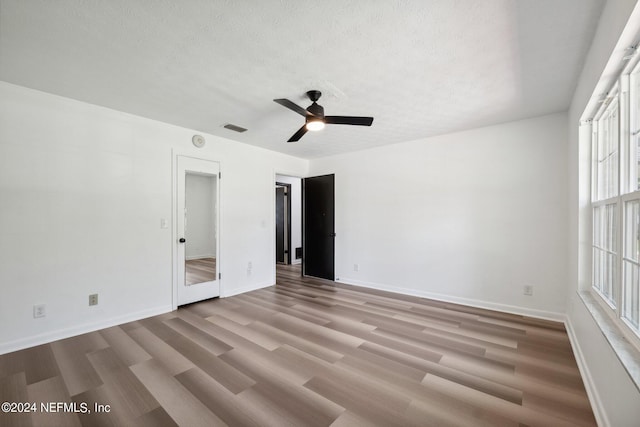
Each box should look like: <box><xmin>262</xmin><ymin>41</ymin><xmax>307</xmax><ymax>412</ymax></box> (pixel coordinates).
<box><xmin>276</xmin><ymin>182</ymin><xmax>291</xmax><ymax>264</ymax></box>
<box><xmin>275</xmin><ymin>174</ymin><xmax>302</xmax><ymax>268</ymax></box>
<box><xmin>175</xmin><ymin>155</ymin><xmax>220</xmax><ymax>306</ymax></box>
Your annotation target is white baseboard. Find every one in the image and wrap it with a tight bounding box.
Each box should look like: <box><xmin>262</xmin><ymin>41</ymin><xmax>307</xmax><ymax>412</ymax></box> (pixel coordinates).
<box><xmin>337</xmin><ymin>277</ymin><xmax>565</xmax><ymax>322</ymax></box>
<box><xmin>564</xmin><ymin>317</ymin><xmax>609</xmax><ymax>427</ymax></box>
<box><xmin>0</xmin><ymin>304</ymin><xmax>173</xmax><ymax>355</ymax></box>
<box><xmin>221</xmin><ymin>280</ymin><xmax>273</xmax><ymax>298</ymax></box>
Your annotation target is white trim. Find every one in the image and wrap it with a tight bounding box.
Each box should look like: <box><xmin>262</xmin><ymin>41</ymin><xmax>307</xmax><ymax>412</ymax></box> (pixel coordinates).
<box><xmin>564</xmin><ymin>315</ymin><xmax>610</xmax><ymax>427</ymax></box>
<box><xmin>221</xmin><ymin>280</ymin><xmax>274</xmax><ymax>298</ymax></box>
<box><xmin>0</xmin><ymin>305</ymin><xmax>173</xmax><ymax>355</ymax></box>
<box><xmin>337</xmin><ymin>277</ymin><xmax>565</xmax><ymax>322</ymax></box>
<box><xmin>579</xmin><ymin>290</ymin><xmax>640</xmax><ymax>391</ymax></box>
<box><xmin>171</xmin><ymin>148</ymin><xmax>223</xmax><ymax>310</ymax></box>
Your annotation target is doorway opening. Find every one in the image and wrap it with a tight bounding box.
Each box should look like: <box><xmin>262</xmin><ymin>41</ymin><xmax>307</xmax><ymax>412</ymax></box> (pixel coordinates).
<box><xmin>174</xmin><ymin>155</ymin><xmax>220</xmax><ymax>307</ymax></box>
<box><xmin>275</xmin><ymin>174</ymin><xmax>302</xmax><ymax>268</ymax></box>
<box><xmin>276</xmin><ymin>182</ymin><xmax>291</xmax><ymax>264</ymax></box>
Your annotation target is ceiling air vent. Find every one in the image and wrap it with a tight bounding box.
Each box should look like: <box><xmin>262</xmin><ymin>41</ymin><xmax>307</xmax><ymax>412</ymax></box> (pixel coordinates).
<box><xmin>223</xmin><ymin>123</ymin><xmax>247</xmax><ymax>133</ymax></box>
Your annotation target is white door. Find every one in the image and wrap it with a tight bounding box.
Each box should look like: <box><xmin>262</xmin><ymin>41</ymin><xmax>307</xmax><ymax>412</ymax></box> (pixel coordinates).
<box><xmin>176</xmin><ymin>155</ymin><xmax>220</xmax><ymax>306</ymax></box>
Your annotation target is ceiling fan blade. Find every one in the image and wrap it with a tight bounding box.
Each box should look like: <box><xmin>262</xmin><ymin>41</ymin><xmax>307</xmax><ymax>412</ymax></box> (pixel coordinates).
<box><xmin>325</xmin><ymin>116</ymin><xmax>374</xmax><ymax>126</ymax></box>
<box><xmin>274</xmin><ymin>98</ymin><xmax>310</xmax><ymax>117</ymax></box>
<box><xmin>287</xmin><ymin>125</ymin><xmax>308</xmax><ymax>142</ymax></box>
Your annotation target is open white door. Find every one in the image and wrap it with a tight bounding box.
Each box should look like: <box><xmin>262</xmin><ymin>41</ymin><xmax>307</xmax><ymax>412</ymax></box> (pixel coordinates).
<box><xmin>176</xmin><ymin>155</ymin><xmax>220</xmax><ymax>306</ymax></box>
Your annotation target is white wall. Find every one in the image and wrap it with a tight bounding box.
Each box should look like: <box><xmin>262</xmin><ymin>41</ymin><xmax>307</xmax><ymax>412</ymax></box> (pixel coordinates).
<box><xmin>275</xmin><ymin>174</ymin><xmax>302</xmax><ymax>264</ymax></box>
<box><xmin>309</xmin><ymin>113</ymin><xmax>568</xmax><ymax>319</ymax></box>
<box><xmin>567</xmin><ymin>0</ymin><xmax>640</xmax><ymax>425</ymax></box>
<box><xmin>185</xmin><ymin>173</ymin><xmax>216</xmax><ymax>260</ymax></box>
<box><xmin>0</xmin><ymin>81</ymin><xmax>308</xmax><ymax>353</ymax></box>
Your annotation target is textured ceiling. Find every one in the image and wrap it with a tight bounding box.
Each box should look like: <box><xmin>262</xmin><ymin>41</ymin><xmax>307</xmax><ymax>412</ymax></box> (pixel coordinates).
<box><xmin>0</xmin><ymin>0</ymin><xmax>604</xmax><ymax>159</ymax></box>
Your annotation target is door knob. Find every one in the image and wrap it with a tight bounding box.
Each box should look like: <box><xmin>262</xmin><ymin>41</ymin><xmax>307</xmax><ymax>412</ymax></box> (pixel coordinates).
<box><xmin>179</xmin><ymin>238</ymin><xmax>186</xmax><ymax>243</ymax></box>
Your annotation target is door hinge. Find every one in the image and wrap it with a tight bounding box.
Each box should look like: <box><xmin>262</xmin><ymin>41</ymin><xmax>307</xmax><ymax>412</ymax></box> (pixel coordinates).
<box><xmin>218</xmin><ymin>272</ymin><xmax>221</xmax><ymax>280</ymax></box>
<box><xmin>218</xmin><ymin>172</ymin><xmax>221</xmax><ymax>179</ymax></box>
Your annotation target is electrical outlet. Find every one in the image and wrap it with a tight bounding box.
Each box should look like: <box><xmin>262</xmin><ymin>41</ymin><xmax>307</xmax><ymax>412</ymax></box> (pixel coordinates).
<box><xmin>523</xmin><ymin>285</ymin><xmax>533</xmax><ymax>296</ymax></box>
<box><xmin>33</xmin><ymin>304</ymin><xmax>46</xmax><ymax>318</ymax></box>
<box><xmin>354</xmin><ymin>263</ymin><xmax>359</xmax><ymax>272</ymax></box>
<box><xmin>89</xmin><ymin>294</ymin><xmax>98</xmax><ymax>306</ymax></box>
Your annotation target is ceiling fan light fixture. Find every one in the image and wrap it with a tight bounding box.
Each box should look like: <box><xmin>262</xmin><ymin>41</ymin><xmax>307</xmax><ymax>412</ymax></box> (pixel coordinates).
<box><xmin>306</xmin><ymin>119</ymin><xmax>325</xmax><ymax>131</ymax></box>
<box><xmin>274</xmin><ymin>90</ymin><xmax>372</xmax><ymax>142</ymax></box>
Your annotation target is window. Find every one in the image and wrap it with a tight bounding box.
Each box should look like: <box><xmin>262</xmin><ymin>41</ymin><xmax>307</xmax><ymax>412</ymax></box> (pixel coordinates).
<box><xmin>623</xmin><ymin>200</ymin><xmax>640</xmax><ymax>330</ymax></box>
<box><xmin>590</xmin><ymin>66</ymin><xmax>640</xmax><ymax>343</ymax></box>
<box><xmin>593</xmin><ymin>96</ymin><xmax>619</xmax><ymax>201</ymax></box>
<box><xmin>629</xmin><ymin>66</ymin><xmax>640</xmax><ymax>191</ymax></box>
<box><xmin>591</xmin><ymin>90</ymin><xmax>619</xmax><ymax>311</ymax></box>
<box><xmin>592</xmin><ymin>203</ymin><xmax>617</xmax><ymax>306</ymax></box>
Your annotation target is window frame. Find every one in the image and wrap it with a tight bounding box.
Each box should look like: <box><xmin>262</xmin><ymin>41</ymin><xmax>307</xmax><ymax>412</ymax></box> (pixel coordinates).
<box><xmin>590</xmin><ymin>60</ymin><xmax>640</xmax><ymax>351</ymax></box>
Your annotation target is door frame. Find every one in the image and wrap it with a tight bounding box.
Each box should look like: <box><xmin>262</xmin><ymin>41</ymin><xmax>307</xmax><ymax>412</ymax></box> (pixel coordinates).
<box><xmin>275</xmin><ymin>182</ymin><xmax>292</xmax><ymax>264</ymax></box>
<box><xmin>172</xmin><ymin>149</ymin><xmax>223</xmax><ymax>309</ymax></box>
<box><xmin>272</xmin><ymin>171</ymin><xmax>303</xmax><ymax>282</ymax></box>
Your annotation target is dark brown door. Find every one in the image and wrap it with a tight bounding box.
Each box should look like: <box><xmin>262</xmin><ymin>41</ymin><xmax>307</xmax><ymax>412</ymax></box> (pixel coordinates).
<box><xmin>303</xmin><ymin>174</ymin><xmax>335</xmax><ymax>280</ymax></box>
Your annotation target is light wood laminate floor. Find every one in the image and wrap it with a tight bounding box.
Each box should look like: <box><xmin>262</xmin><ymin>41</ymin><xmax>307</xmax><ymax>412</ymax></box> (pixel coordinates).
<box><xmin>0</xmin><ymin>265</ymin><xmax>596</xmax><ymax>426</ymax></box>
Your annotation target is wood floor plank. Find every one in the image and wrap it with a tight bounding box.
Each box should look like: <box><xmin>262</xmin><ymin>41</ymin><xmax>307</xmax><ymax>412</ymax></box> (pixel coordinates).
<box><xmin>21</xmin><ymin>344</ymin><xmax>60</xmax><ymax>386</ymax></box>
<box><xmin>98</xmin><ymin>326</ymin><xmax>152</xmax><ymax>367</ymax></box>
<box><xmin>358</xmin><ymin>341</ymin><xmax>524</xmax><ymax>405</ymax></box>
<box><xmin>125</xmin><ymin>327</ymin><xmax>194</xmax><ymax>376</ymax></box>
<box><xmin>248</xmin><ymin>321</ymin><xmax>345</xmax><ymax>363</ymax></box>
<box><xmin>27</xmin><ymin>376</ymin><xmax>81</xmax><ymax>427</ymax></box>
<box><xmin>325</xmin><ymin>319</ymin><xmax>444</xmax><ymax>362</ymax></box>
<box><xmin>403</xmin><ymin>396</ymin><xmax>520</xmax><ymax>427</ymax></box>
<box><xmin>220</xmin><ymin>345</ymin><xmax>327</xmax><ymax>390</ymax></box>
<box><xmin>422</xmin><ymin>374</ymin><xmax>586</xmax><ymax>427</ymax></box>
<box><xmin>303</xmin><ymin>372</ymin><xmax>414</xmax><ymax>427</ymax></box>
<box><xmin>264</xmin><ymin>311</ymin><xmax>365</xmax><ymax>351</ymax></box>
<box><xmin>0</xmin><ymin>372</ymin><xmax>32</xmax><ymax>427</ymax></box>
<box><xmin>329</xmin><ymin>410</ymin><xmax>378</xmax><ymax>427</ymax></box>
<box><xmin>86</xmin><ymin>347</ymin><xmax>160</xmax><ymax>419</ymax></box>
<box><xmin>166</xmin><ymin>335</ymin><xmax>255</xmax><ymax>394</ymax></box>
<box><xmin>163</xmin><ymin>317</ymin><xmax>233</xmax><ymax>356</ymax></box>
<box><xmin>50</xmin><ymin>334</ymin><xmax>106</xmax><ymax>397</ymax></box>
<box><xmin>72</xmin><ymin>384</ymin><xmax>128</xmax><ymax>426</ymax></box>
<box><xmin>175</xmin><ymin>367</ymin><xmax>264</xmax><ymax>427</ymax></box>
<box><xmin>130</xmin><ymin>359</ymin><xmax>226</xmax><ymax>427</ymax></box>
<box><xmin>133</xmin><ymin>406</ymin><xmax>179</xmax><ymax>427</ymax></box>
<box><xmin>522</xmin><ymin>391</ymin><xmax>596</xmax><ymax>426</ymax></box>
<box><xmin>0</xmin><ymin>264</ymin><xmax>596</xmax><ymax>426</ymax></box>
<box><xmin>239</xmin><ymin>379</ymin><xmax>344</xmax><ymax>427</ymax></box>
<box><xmin>206</xmin><ymin>314</ymin><xmax>282</xmax><ymax>351</ymax></box>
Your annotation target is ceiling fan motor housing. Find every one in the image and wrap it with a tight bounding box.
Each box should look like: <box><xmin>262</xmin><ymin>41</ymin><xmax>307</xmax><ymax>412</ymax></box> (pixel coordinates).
<box><xmin>306</xmin><ymin>90</ymin><xmax>322</xmax><ymax>102</ymax></box>
<box><xmin>307</xmin><ymin>102</ymin><xmax>324</xmax><ymax>118</ymax></box>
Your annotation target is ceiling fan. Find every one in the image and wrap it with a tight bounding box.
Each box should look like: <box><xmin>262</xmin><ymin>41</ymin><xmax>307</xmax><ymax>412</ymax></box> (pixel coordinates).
<box><xmin>274</xmin><ymin>90</ymin><xmax>374</xmax><ymax>142</ymax></box>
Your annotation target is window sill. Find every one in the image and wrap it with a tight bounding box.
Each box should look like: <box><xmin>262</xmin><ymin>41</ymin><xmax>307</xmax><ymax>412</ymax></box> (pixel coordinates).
<box><xmin>578</xmin><ymin>290</ymin><xmax>640</xmax><ymax>392</ymax></box>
